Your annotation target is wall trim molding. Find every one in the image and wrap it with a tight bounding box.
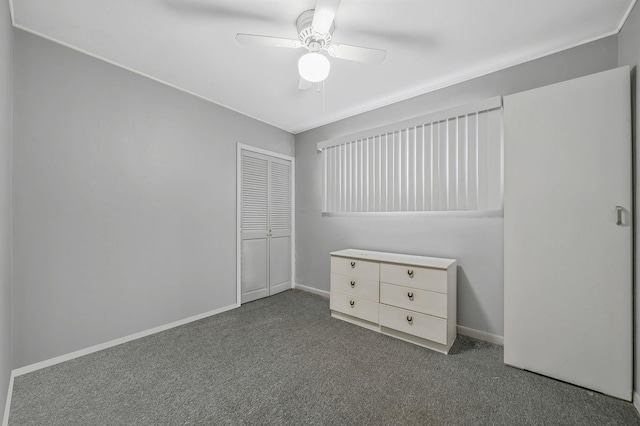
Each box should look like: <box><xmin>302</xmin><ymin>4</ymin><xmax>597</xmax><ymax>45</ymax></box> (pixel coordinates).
<box><xmin>11</xmin><ymin>303</ymin><xmax>238</xmax><ymax>378</ymax></box>
<box><xmin>8</xmin><ymin>0</ymin><xmax>14</xmax><ymax>25</ymax></box>
<box><xmin>290</xmin><ymin>33</ymin><xmax>622</xmax><ymax>134</ymax></box>
<box><xmin>457</xmin><ymin>325</ymin><xmax>504</xmax><ymax>346</ymax></box>
<box><xmin>0</xmin><ymin>292</ymin><xmax>502</xmax><ymax>424</ymax></box>
<box><xmin>294</xmin><ymin>283</ymin><xmax>504</xmax><ymax>346</ymax></box>
<box><xmin>1</xmin><ymin>373</ymin><xmax>13</xmax><ymax>426</ymax></box>
<box><xmin>293</xmin><ymin>283</ymin><xmax>329</xmax><ymax>298</ymax></box>
<box><xmin>633</xmin><ymin>390</ymin><xmax>640</xmax><ymax>416</ymax></box>
<box><xmin>9</xmin><ymin>24</ymin><xmax>289</xmax><ymax>134</ymax></box>
<box><xmin>9</xmin><ymin>2</ymin><xmax>631</xmax><ymax>135</ymax></box>
<box><xmin>617</xmin><ymin>0</ymin><xmax>638</xmax><ymax>33</ymax></box>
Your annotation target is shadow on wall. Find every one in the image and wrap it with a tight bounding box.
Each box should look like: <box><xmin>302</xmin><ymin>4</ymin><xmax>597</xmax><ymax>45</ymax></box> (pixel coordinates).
<box><xmin>457</xmin><ymin>266</ymin><xmax>494</xmax><ymax>335</ymax></box>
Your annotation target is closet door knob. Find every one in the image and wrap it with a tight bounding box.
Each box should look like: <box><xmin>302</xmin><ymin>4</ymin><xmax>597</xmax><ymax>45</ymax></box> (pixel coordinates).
<box><xmin>407</xmin><ymin>269</ymin><xmax>414</xmax><ymax>278</ymax></box>
<box><xmin>617</xmin><ymin>206</ymin><xmax>623</xmax><ymax>226</ymax></box>
<box><xmin>407</xmin><ymin>316</ymin><xmax>413</xmax><ymax>324</ymax></box>
<box><xmin>408</xmin><ymin>292</ymin><xmax>414</xmax><ymax>300</ymax></box>
<box><xmin>350</xmin><ymin>261</ymin><xmax>356</xmax><ymax>268</ymax></box>
<box><xmin>350</xmin><ymin>280</ymin><xmax>356</xmax><ymax>288</ymax></box>
<box><xmin>349</xmin><ymin>300</ymin><xmax>355</xmax><ymax>307</ymax></box>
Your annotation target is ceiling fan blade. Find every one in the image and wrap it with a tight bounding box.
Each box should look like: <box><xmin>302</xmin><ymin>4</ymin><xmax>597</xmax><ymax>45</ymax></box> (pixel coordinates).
<box><xmin>298</xmin><ymin>77</ymin><xmax>313</xmax><ymax>90</ymax></box>
<box><xmin>327</xmin><ymin>43</ymin><xmax>386</xmax><ymax>64</ymax></box>
<box><xmin>312</xmin><ymin>0</ymin><xmax>341</xmax><ymax>34</ymax></box>
<box><xmin>236</xmin><ymin>33</ymin><xmax>302</xmax><ymax>49</ymax></box>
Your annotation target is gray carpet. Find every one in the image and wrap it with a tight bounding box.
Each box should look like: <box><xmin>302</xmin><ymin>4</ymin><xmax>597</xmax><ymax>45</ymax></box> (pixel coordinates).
<box><xmin>8</xmin><ymin>289</ymin><xmax>640</xmax><ymax>425</ymax></box>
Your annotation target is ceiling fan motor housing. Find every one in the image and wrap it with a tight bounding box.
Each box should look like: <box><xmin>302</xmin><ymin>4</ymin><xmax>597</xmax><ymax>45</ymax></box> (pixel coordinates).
<box><xmin>297</xmin><ymin>9</ymin><xmax>333</xmax><ymax>51</ymax></box>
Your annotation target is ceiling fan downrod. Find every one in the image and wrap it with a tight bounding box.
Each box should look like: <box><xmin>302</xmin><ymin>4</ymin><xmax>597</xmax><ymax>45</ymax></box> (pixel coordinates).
<box><xmin>296</xmin><ymin>10</ymin><xmax>333</xmax><ymax>51</ymax></box>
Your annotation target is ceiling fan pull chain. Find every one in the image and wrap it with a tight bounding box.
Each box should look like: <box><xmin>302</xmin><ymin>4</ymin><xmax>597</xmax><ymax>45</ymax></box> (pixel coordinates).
<box><xmin>322</xmin><ymin>80</ymin><xmax>326</xmax><ymax>113</ymax></box>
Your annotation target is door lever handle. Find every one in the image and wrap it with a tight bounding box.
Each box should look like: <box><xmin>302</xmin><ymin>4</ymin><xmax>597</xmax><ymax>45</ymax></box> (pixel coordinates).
<box><xmin>616</xmin><ymin>206</ymin><xmax>623</xmax><ymax>226</ymax></box>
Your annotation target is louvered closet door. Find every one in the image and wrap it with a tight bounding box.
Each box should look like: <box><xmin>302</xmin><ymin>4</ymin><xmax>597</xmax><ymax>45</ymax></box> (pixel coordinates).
<box><xmin>268</xmin><ymin>158</ymin><xmax>292</xmax><ymax>295</ymax></box>
<box><xmin>240</xmin><ymin>150</ymin><xmax>292</xmax><ymax>304</ymax></box>
<box><xmin>241</xmin><ymin>151</ymin><xmax>270</xmax><ymax>303</ymax></box>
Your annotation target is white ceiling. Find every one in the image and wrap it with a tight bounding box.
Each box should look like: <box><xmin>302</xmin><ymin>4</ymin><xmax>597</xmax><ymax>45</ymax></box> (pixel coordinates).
<box><xmin>10</xmin><ymin>0</ymin><xmax>636</xmax><ymax>134</ymax></box>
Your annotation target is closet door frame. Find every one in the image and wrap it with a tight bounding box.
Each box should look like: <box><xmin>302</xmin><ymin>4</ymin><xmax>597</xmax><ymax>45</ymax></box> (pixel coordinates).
<box><xmin>236</xmin><ymin>143</ymin><xmax>295</xmax><ymax>306</ymax></box>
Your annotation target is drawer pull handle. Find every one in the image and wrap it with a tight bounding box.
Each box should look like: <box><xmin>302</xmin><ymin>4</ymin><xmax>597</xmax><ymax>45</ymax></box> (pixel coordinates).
<box><xmin>350</xmin><ymin>261</ymin><xmax>356</xmax><ymax>268</ymax></box>
<box><xmin>350</xmin><ymin>280</ymin><xmax>356</xmax><ymax>288</ymax></box>
<box><xmin>407</xmin><ymin>316</ymin><xmax>413</xmax><ymax>324</ymax></box>
<box><xmin>408</xmin><ymin>292</ymin><xmax>414</xmax><ymax>300</ymax></box>
<box><xmin>349</xmin><ymin>300</ymin><xmax>355</xmax><ymax>307</ymax></box>
<box><xmin>407</xmin><ymin>269</ymin><xmax>414</xmax><ymax>278</ymax></box>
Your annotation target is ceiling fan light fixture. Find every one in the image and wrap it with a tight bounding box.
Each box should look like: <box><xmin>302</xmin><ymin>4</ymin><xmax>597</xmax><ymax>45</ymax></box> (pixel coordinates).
<box><xmin>298</xmin><ymin>52</ymin><xmax>330</xmax><ymax>83</ymax></box>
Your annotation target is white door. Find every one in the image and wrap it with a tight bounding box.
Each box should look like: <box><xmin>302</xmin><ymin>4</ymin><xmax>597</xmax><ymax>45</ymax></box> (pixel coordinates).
<box><xmin>268</xmin><ymin>158</ymin><xmax>293</xmax><ymax>295</ymax></box>
<box><xmin>503</xmin><ymin>66</ymin><xmax>632</xmax><ymax>401</ymax></box>
<box><xmin>240</xmin><ymin>149</ymin><xmax>292</xmax><ymax>304</ymax></box>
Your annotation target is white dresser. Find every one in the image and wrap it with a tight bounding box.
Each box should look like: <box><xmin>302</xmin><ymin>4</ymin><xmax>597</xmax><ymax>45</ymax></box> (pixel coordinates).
<box><xmin>329</xmin><ymin>249</ymin><xmax>457</xmax><ymax>354</ymax></box>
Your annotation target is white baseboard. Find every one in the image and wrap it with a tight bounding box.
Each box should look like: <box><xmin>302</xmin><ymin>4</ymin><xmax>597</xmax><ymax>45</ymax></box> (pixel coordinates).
<box><xmin>293</xmin><ymin>286</ymin><xmax>503</xmax><ymax>346</ymax></box>
<box><xmin>12</xmin><ymin>303</ymin><xmax>238</xmax><ymax>378</ymax></box>
<box><xmin>1</xmin><ymin>295</ymin><xmax>503</xmax><ymax>425</ymax></box>
<box><xmin>457</xmin><ymin>325</ymin><xmax>504</xmax><ymax>346</ymax></box>
<box><xmin>2</xmin><ymin>373</ymin><xmax>14</xmax><ymax>426</ymax></box>
<box><xmin>293</xmin><ymin>283</ymin><xmax>329</xmax><ymax>298</ymax></box>
<box><xmin>633</xmin><ymin>390</ymin><xmax>640</xmax><ymax>415</ymax></box>
<box><xmin>294</xmin><ymin>287</ymin><xmax>503</xmax><ymax>347</ymax></box>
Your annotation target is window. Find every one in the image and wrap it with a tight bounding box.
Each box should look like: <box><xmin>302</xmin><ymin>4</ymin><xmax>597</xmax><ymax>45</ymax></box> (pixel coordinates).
<box><xmin>318</xmin><ymin>97</ymin><xmax>503</xmax><ymax>214</ymax></box>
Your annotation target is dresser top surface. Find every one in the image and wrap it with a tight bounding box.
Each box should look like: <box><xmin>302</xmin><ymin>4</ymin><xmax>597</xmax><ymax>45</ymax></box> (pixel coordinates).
<box><xmin>330</xmin><ymin>249</ymin><xmax>456</xmax><ymax>269</ymax></box>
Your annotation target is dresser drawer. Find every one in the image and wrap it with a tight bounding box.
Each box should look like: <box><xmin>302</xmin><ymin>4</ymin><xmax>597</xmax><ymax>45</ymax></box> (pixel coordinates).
<box><xmin>331</xmin><ymin>274</ymin><xmax>379</xmax><ymax>302</ymax></box>
<box><xmin>380</xmin><ymin>283</ymin><xmax>447</xmax><ymax>318</ymax></box>
<box><xmin>331</xmin><ymin>256</ymin><xmax>379</xmax><ymax>281</ymax></box>
<box><xmin>330</xmin><ymin>292</ymin><xmax>379</xmax><ymax>324</ymax></box>
<box><xmin>380</xmin><ymin>263</ymin><xmax>447</xmax><ymax>293</ymax></box>
<box><xmin>379</xmin><ymin>304</ymin><xmax>447</xmax><ymax>344</ymax></box>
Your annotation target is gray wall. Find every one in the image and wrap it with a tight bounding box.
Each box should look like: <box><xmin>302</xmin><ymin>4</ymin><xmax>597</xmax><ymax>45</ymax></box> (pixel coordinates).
<box><xmin>618</xmin><ymin>0</ymin><xmax>640</xmax><ymax>397</ymax></box>
<box><xmin>0</xmin><ymin>0</ymin><xmax>11</xmax><ymax>420</ymax></box>
<box><xmin>294</xmin><ymin>36</ymin><xmax>619</xmax><ymax>337</ymax></box>
<box><xmin>12</xmin><ymin>30</ymin><xmax>294</xmax><ymax>367</ymax></box>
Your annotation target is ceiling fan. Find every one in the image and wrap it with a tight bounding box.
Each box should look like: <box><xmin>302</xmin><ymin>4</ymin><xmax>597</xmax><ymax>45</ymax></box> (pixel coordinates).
<box><xmin>235</xmin><ymin>0</ymin><xmax>386</xmax><ymax>90</ymax></box>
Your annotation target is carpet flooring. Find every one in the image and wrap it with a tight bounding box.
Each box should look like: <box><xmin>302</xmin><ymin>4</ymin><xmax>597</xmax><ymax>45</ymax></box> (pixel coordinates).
<box><xmin>8</xmin><ymin>289</ymin><xmax>640</xmax><ymax>425</ymax></box>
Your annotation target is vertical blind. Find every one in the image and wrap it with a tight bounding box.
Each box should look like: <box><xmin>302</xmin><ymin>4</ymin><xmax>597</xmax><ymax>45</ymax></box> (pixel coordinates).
<box><xmin>318</xmin><ymin>97</ymin><xmax>503</xmax><ymax>213</ymax></box>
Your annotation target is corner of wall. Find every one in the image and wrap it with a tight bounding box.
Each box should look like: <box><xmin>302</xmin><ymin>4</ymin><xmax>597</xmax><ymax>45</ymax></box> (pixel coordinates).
<box><xmin>0</xmin><ymin>0</ymin><xmax>13</xmax><ymax>422</ymax></box>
